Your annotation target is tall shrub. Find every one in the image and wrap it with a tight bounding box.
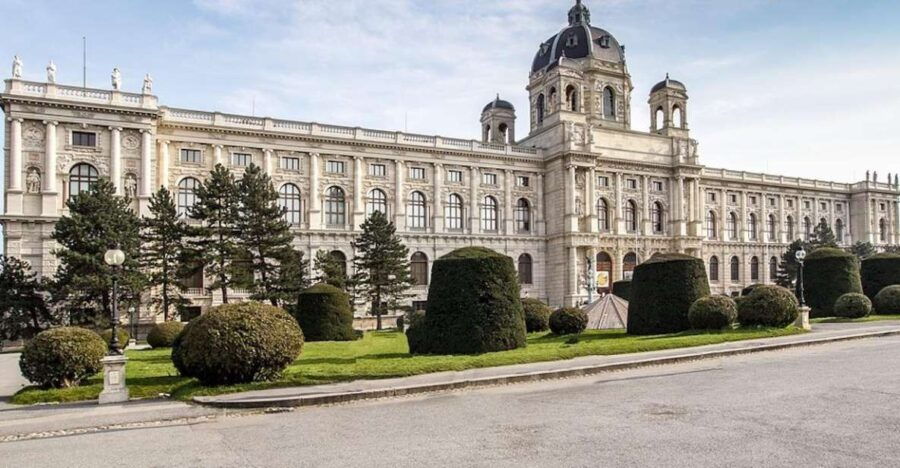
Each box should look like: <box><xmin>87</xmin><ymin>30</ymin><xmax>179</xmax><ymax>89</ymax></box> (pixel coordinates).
<box><xmin>860</xmin><ymin>253</ymin><xmax>900</xmax><ymax>301</ymax></box>
<box><xmin>802</xmin><ymin>248</ymin><xmax>862</xmax><ymax>317</ymax></box>
<box><xmin>292</xmin><ymin>283</ymin><xmax>356</xmax><ymax>341</ymax></box>
<box><xmin>627</xmin><ymin>253</ymin><xmax>710</xmax><ymax>335</ymax></box>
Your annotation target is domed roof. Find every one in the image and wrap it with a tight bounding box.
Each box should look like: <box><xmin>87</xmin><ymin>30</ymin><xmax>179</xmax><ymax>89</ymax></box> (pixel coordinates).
<box><xmin>531</xmin><ymin>1</ymin><xmax>625</xmax><ymax>73</ymax></box>
<box><xmin>483</xmin><ymin>95</ymin><xmax>515</xmax><ymax>113</ymax></box>
<box><xmin>651</xmin><ymin>74</ymin><xmax>687</xmax><ymax>94</ymax></box>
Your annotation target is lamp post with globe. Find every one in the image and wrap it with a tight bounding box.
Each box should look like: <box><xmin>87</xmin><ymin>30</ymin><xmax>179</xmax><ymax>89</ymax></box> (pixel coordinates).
<box><xmin>104</xmin><ymin>248</ymin><xmax>125</xmax><ymax>355</ymax></box>
<box><xmin>99</xmin><ymin>248</ymin><xmax>129</xmax><ymax>404</ymax></box>
<box><xmin>795</xmin><ymin>247</ymin><xmax>807</xmax><ymax>307</ymax></box>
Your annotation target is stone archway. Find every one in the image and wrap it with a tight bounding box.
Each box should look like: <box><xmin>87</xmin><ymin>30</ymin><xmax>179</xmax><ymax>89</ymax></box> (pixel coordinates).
<box><xmin>596</xmin><ymin>251</ymin><xmax>613</xmax><ymax>294</ymax></box>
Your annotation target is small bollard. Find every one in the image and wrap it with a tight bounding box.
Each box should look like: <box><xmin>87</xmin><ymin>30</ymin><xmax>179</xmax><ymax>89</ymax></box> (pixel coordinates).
<box><xmin>795</xmin><ymin>306</ymin><xmax>811</xmax><ymax>331</ymax></box>
<box><xmin>99</xmin><ymin>354</ymin><xmax>129</xmax><ymax>404</ymax></box>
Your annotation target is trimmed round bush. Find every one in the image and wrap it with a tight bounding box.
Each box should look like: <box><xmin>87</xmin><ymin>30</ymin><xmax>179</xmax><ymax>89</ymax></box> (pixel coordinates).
<box><xmin>522</xmin><ymin>298</ymin><xmax>551</xmax><ymax>333</ymax></box>
<box><xmin>737</xmin><ymin>285</ymin><xmax>799</xmax><ymax>327</ymax></box>
<box><xmin>741</xmin><ymin>283</ymin><xmax>764</xmax><ymax>297</ymax></box>
<box><xmin>97</xmin><ymin>328</ymin><xmax>130</xmax><ymax>347</ymax></box>
<box><xmin>612</xmin><ymin>280</ymin><xmax>631</xmax><ymax>301</ymax></box>
<box><xmin>415</xmin><ymin>247</ymin><xmax>526</xmax><ymax>355</ymax></box>
<box><xmin>802</xmin><ymin>248</ymin><xmax>863</xmax><ymax>318</ymax></box>
<box><xmin>874</xmin><ymin>285</ymin><xmax>900</xmax><ymax>315</ymax></box>
<box><xmin>172</xmin><ymin>302</ymin><xmax>303</xmax><ymax>385</ymax></box>
<box><xmin>627</xmin><ymin>253</ymin><xmax>710</xmax><ymax>335</ymax></box>
<box><xmin>291</xmin><ymin>283</ymin><xmax>356</xmax><ymax>341</ymax></box>
<box><xmin>549</xmin><ymin>307</ymin><xmax>588</xmax><ymax>335</ymax></box>
<box><xmin>688</xmin><ymin>296</ymin><xmax>737</xmax><ymax>330</ymax></box>
<box><xmin>861</xmin><ymin>253</ymin><xmax>900</xmax><ymax>301</ymax></box>
<box><xmin>403</xmin><ymin>310</ymin><xmax>427</xmax><ymax>353</ymax></box>
<box><xmin>146</xmin><ymin>321</ymin><xmax>185</xmax><ymax>348</ymax></box>
<box><xmin>19</xmin><ymin>327</ymin><xmax>106</xmax><ymax>388</ymax></box>
<box><xmin>834</xmin><ymin>293</ymin><xmax>872</xmax><ymax>319</ymax></box>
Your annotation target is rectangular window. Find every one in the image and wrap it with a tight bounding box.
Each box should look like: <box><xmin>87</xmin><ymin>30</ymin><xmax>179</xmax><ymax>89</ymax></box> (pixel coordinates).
<box><xmin>517</xmin><ymin>176</ymin><xmax>530</xmax><ymax>187</ymax></box>
<box><xmin>409</xmin><ymin>167</ymin><xmax>426</xmax><ymax>180</ymax></box>
<box><xmin>768</xmin><ymin>197</ymin><xmax>776</xmax><ymax>207</ymax></box>
<box><xmin>749</xmin><ymin>196</ymin><xmax>757</xmax><ymax>205</ymax></box>
<box><xmin>625</xmin><ymin>179</ymin><xmax>637</xmax><ymax>190</ymax></box>
<box><xmin>232</xmin><ymin>153</ymin><xmax>251</xmax><ymax>167</ymax></box>
<box><xmin>412</xmin><ymin>301</ymin><xmax>428</xmax><ymax>313</ymax></box>
<box><xmin>72</xmin><ymin>131</ymin><xmax>97</xmax><ymax>147</ymax></box>
<box><xmin>820</xmin><ymin>202</ymin><xmax>827</xmax><ymax>211</ymax></box>
<box><xmin>652</xmin><ymin>181</ymin><xmax>664</xmax><ymax>191</ymax></box>
<box><xmin>804</xmin><ymin>200</ymin><xmax>811</xmax><ymax>209</ymax></box>
<box><xmin>880</xmin><ymin>203</ymin><xmax>886</xmax><ymax>211</ymax></box>
<box><xmin>708</xmin><ymin>192</ymin><xmax>717</xmax><ymax>203</ymax></box>
<box><xmin>447</xmin><ymin>170</ymin><xmax>463</xmax><ymax>183</ymax></box>
<box><xmin>280</xmin><ymin>157</ymin><xmax>300</xmax><ymax>171</ymax></box>
<box><xmin>326</xmin><ymin>160</ymin><xmax>345</xmax><ymax>174</ymax></box>
<box><xmin>729</xmin><ymin>194</ymin><xmax>737</xmax><ymax>204</ymax></box>
<box><xmin>597</xmin><ymin>176</ymin><xmax>609</xmax><ymax>187</ymax></box>
<box><xmin>482</xmin><ymin>173</ymin><xmax>497</xmax><ymax>185</ymax></box>
<box><xmin>788</xmin><ymin>199</ymin><xmax>794</xmax><ymax>208</ymax></box>
<box><xmin>836</xmin><ymin>203</ymin><xmax>843</xmax><ymax>213</ymax></box>
<box><xmin>368</xmin><ymin>163</ymin><xmax>386</xmax><ymax>177</ymax></box>
<box><xmin>181</xmin><ymin>149</ymin><xmax>202</xmax><ymax>164</ymax></box>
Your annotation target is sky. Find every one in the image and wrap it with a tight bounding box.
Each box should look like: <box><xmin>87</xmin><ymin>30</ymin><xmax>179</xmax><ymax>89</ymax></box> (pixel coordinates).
<box><xmin>2</xmin><ymin>0</ymin><xmax>900</xmax><ymax>212</ymax></box>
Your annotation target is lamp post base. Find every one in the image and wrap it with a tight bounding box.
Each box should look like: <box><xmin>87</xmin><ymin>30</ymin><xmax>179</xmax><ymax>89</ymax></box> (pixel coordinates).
<box><xmin>99</xmin><ymin>355</ymin><xmax>129</xmax><ymax>405</ymax></box>
<box><xmin>795</xmin><ymin>306</ymin><xmax>811</xmax><ymax>331</ymax></box>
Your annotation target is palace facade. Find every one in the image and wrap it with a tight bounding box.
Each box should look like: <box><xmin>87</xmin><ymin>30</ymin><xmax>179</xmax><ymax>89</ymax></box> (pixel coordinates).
<box><xmin>3</xmin><ymin>1</ymin><xmax>899</xmax><ymax>319</ymax></box>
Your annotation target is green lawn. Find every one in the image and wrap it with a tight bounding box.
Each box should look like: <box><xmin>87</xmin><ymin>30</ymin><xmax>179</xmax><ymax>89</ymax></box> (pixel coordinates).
<box><xmin>811</xmin><ymin>314</ymin><xmax>900</xmax><ymax>324</ymax></box>
<box><xmin>12</xmin><ymin>327</ymin><xmax>803</xmax><ymax>405</ymax></box>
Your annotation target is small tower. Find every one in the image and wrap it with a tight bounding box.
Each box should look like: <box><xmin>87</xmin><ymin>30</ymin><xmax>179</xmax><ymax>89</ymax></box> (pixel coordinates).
<box><xmin>649</xmin><ymin>74</ymin><xmax>689</xmax><ymax>137</ymax></box>
<box><xmin>481</xmin><ymin>95</ymin><xmax>516</xmax><ymax>144</ymax></box>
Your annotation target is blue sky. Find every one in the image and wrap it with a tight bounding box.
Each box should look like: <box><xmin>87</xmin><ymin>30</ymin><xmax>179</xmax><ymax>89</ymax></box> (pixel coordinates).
<box><xmin>2</xmin><ymin>0</ymin><xmax>900</xmax><ymax>204</ymax></box>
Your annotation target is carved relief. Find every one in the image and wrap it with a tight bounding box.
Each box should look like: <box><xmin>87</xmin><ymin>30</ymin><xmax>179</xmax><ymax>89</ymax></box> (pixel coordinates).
<box><xmin>122</xmin><ymin>133</ymin><xmax>140</xmax><ymax>150</ymax></box>
<box><xmin>24</xmin><ymin>124</ymin><xmax>45</xmax><ymax>145</ymax></box>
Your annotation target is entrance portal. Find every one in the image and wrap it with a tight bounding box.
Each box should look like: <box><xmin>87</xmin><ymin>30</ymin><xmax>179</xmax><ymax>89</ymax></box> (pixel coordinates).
<box><xmin>596</xmin><ymin>252</ymin><xmax>613</xmax><ymax>294</ymax></box>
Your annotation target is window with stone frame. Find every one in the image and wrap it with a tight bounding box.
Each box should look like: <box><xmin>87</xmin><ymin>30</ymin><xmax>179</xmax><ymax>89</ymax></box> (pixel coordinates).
<box><xmin>72</xmin><ymin>131</ymin><xmax>97</xmax><ymax>147</ymax></box>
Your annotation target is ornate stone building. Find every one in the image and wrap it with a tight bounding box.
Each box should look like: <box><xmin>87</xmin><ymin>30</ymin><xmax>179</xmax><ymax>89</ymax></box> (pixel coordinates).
<box><xmin>3</xmin><ymin>1</ymin><xmax>899</xmax><ymax>317</ymax></box>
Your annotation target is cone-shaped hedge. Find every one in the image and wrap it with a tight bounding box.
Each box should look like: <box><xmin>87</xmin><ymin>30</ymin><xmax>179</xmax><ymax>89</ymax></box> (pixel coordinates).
<box><xmin>627</xmin><ymin>253</ymin><xmax>710</xmax><ymax>335</ymax></box>
<box><xmin>414</xmin><ymin>247</ymin><xmax>526</xmax><ymax>354</ymax></box>
<box><xmin>802</xmin><ymin>248</ymin><xmax>863</xmax><ymax>317</ymax></box>
<box><xmin>612</xmin><ymin>280</ymin><xmax>631</xmax><ymax>301</ymax></box>
<box><xmin>861</xmin><ymin>253</ymin><xmax>900</xmax><ymax>301</ymax></box>
<box><xmin>291</xmin><ymin>283</ymin><xmax>356</xmax><ymax>341</ymax></box>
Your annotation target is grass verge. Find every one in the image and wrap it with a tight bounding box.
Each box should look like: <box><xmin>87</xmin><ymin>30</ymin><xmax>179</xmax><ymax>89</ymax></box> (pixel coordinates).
<box><xmin>811</xmin><ymin>314</ymin><xmax>900</xmax><ymax>324</ymax></box>
<box><xmin>12</xmin><ymin>326</ymin><xmax>803</xmax><ymax>405</ymax></box>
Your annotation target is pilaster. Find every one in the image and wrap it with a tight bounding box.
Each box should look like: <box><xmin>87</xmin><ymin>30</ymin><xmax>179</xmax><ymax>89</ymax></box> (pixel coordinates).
<box><xmin>110</xmin><ymin>127</ymin><xmax>123</xmax><ymax>195</ymax></box>
<box><xmin>308</xmin><ymin>152</ymin><xmax>321</xmax><ymax>230</ymax></box>
<box><xmin>41</xmin><ymin>120</ymin><xmax>59</xmax><ymax>216</ymax></box>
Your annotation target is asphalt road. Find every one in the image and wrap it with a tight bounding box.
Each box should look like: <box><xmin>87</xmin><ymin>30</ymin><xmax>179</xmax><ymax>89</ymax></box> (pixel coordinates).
<box><xmin>3</xmin><ymin>336</ymin><xmax>900</xmax><ymax>467</ymax></box>
<box><xmin>0</xmin><ymin>353</ymin><xmax>27</xmax><ymax>406</ymax></box>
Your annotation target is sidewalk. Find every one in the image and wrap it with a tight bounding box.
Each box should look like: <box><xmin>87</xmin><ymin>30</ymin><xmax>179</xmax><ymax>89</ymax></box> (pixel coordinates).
<box><xmin>195</xmin><ymin>320</ymin><xmax>900</xmax><ymax>409</ymax></box>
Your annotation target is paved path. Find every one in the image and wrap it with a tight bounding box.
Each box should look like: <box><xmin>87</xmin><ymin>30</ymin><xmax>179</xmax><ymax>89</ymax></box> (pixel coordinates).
<box><xmin>0</xmin><ymin>353</ymin><xmax>27</xmax><ymax>408</ymax></box>
<box><xmin>3</xmin><ymin>333</ymin><xmax>900</xmax><ymax>466</ymax></box>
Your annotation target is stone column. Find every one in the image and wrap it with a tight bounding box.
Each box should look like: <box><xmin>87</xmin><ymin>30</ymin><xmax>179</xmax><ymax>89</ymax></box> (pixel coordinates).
<box><xmin>433</xmin><ymin>163</ymin><xmax>443</xmax><ymax>233</ymax></box>
<box><xmin>158</xmin><ymin>140</ymin><xmax>170</xmax><ymax>189</ymax></box>
<box><xmin>308</xmin><ymin>153</ymin><xmax>321</xmax><ymax>229</ymax></box>
<box><xmin>263</xmin><ymin>149</ymin><xmax>274</xmax><ymax>175</ymax></box>
<box><xmin>641</xmin><ymin>175</ymin><xmax>650</xmax><ymax>235</ymax></box>
<box><xmin>587</xmin><ymin>168</ymin><xmax>597</xmax><ymax>233</ymax></box>
<box><xmin>568</xmin><ymin>246</ymin><xmax>578</xmax><ymax>306</ymax></box>
<box><xmin>536</xmin><ymin>173</ymin><xmax>546</xmax><ymax>235</ymax></box>
<box><xmin>352</xmin><ymin>156</ymin><xmax>364</xmax><ymax>230</ymax></box>
<box><xmin>395</xmin><ymin>160</ymin><xmax>406</xmax><ymax>231</ymax></box>
<box><xmin>719</xmin><ymin>190</ymin><xmax>727</xmax><ymax>240</ymax></box>
<box><xmin>614</xmin><ymin>172</ymin><xmax>624</xmax><ymax>234</ymax></box>
<box><xmin>739</xmin><ymin>191</ymin><xmax>748</xmax><ymax>242</ymax></box>
<box><xmin>213</xmin><ymin>145</ymin><xmax>224</xmax><ymax>166</ymax></box>
<box><xmin>8</xmin><ymin>118</ymin><xmax>23</xmax><ymax>192</ymax></box>
<box><xmin>504</xmin><ymin>169</ymin><xmax>514</xmax><ymax>234</ymax></box>
<box><xmin>110</xmin><ymin>127</ymin><xmax>123</xmax><ymax>195</ymax></box>
<box><xmin>673</xmin><ymin>176</ymin><xmax>685</xmax><ymax>236</ymax></box>
<box><xmin>42</xmin><ymin>121</ymin><xmax>59</xmax><ymax>216</ymax></box>
<box><xmin>469</xmin><ymin>166</ymin><xmax>479</xmax><ymax>234</ymax></box>
<box><xmin>140</xmin><ymin>130</ymin><xmax>153</xmax><ymax>197</ymax></box>
<box><xmin>566</xmin><ymin>165</ymin><xmax>577</xmax><ymax>232</ymax></box>
<box><xmin>778</xmin><ymin>194</ymin><xmax>786</xmax><ymax>243</ymax></box>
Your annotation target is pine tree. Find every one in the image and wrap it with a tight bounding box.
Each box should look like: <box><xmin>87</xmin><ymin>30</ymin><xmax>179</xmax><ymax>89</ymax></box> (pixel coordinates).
<box><xmin>269</xmin><ymin>248</ymin><xmax>311</xmax><ymax>307</ymax></box>
<box><xmin>351</xmin><ymin>211</ymin><xmax>414</xmax><ymax>330</ymax></box>
<box><xmin>234</xmin><ymin>164</ymin><xmax>297</xmax><ymax>305</ymax></box>
<box><xmin>314</xmin><ymin>250</ymin><xmax>349</xmax><ymax>290</ymax></box>
<box><xmin>51</xmin><ymin>178</ymin><xmax>145</xmax><ymax>326</ymax></box>
<box><xmin>190</xmin><ymin>164</ymin><xmax>239</xmax><ymax>303</ymax></box>
<box><xmin>775</xmin><ymin>239</ymin><xmax>807</xmax><ymax>289</ymax></box>
<box><xmin>848</xmin><ymin>241</ymin><xmax>877</xmax><ymax>259</ymax></box>
<box><xmin>141</xmin><ymin>187</ymin><xmax>190</xmax><ymax>321</ymax></box>
<box><xmin>810</xmin><ymin>219</ymin><xmax>838</xmax><ymax>250</ymax></box>
<box><xmin>0</xmin><ymin>256</ymin><xmax>52</xmax><ymax>342</ymax></box>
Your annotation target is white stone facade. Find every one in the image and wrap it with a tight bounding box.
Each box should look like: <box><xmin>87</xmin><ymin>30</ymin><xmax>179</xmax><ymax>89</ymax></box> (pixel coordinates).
<box><xmin>3</xmin><ymin>2</ymin><xmax>899</xmax><ymax>317</ymax></box>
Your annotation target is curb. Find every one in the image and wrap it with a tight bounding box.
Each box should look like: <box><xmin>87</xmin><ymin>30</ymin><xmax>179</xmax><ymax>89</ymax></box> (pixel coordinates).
<box><xmin>193</xmin><ymin>328</ymin><xmax>900</xmax><ymax>409</ymax></box>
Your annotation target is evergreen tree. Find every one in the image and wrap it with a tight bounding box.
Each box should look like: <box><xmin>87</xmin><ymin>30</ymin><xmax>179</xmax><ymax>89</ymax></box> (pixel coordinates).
<box><xmin>235</xmin><ymin>164</ymin><xmax>297</xmax><ymax>305</ymax></box>
<box><xmin>190</xmin><ymin>164</ymin><xmax>239</xmax><ymax>303</ymax></box>
<box><xmin>314</xmin><ymin>250</ymin><xmax>349</xmax><ymax>290</ymax></box>
<box><xmin>51</xmin><ymin>178</ymin><xmax>145</xmax><ymax>326</ymax></box>
<box><xmin>810</xmin><ymin>219</ymin><xmax>838</xmax><ymax>250</ymax></box>
<box><xmin>775</xmin><ymin>239</ymin><xmax>807</xmax><ymax>289</ymax></box>
<box><xmin>0</xmin><ymin>256</ymin><xmax>52</xmax><ymax>342</ymax></box>
<box><xmin>269</xmin><ymin>248</ymin><xmax>311</xmax><ymax>307</ymax></box>
<box><xmin>351</xmin><ymin>211</ymin><xmax>414</xmax><ymax>330</ymax></box>
<box><xmin>141</xmin><ymin>187</ymin><xmax>190</xmax><ymax>321</ymax></box>
<box><xmin>848</xmin><ymin>241</ymin><xmax>877</xmax><ymax>259</ymax></box>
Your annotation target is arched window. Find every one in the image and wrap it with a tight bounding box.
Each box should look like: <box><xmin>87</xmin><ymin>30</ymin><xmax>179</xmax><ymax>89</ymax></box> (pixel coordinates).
<box><xmin>498</xmin><ymin>123</ymin><xmax>509</xmax><ymax>144</ymax></box>
<box><xmin>652</xmin><ymin>202</ymin><xmax>665</xmax><ymax>234</ymax></box>
<box><xmin>673</xmin><ymin>106</ymin><xmax>683</xmax><ymax>128</ymax></box>
<box><xmin>279</xmin><ymin>183</ymin><xmax>302</xmax><ymax>225</ymax></box>
<box><xmin>654</xmin><ymin>107</ymin><xmax>664</xmax><ymax>130</ymax></box>
<box><xmin>728</xmin><ymin>212</ymin><xmax>739</xmax><ymax>240</ymax></box>
<box><xmin>366</xmin><ymin>188</ymin><xmax>388</xmax><ymax>216</ymax></box>
<box><xmin>329</xmin><ymin>250</ymin><xmax>347</xmax><ymax>277</ymax></box>
<box><xmin>603</xmin><ymin>87</ymin><xmax>616</xmax><ymax>119</ymax></box>
<box><xmin>709</xmin><ymin>256</ymin><xmax>720</xmax><ymax>282</ymax></box>
<box><xmin>707</xmin><ymin>211</ymin><xmax>717</xmax><ymax>239</ymax></box>
<box><xmin>835</xmin><ymin>219</ymin><xmax>845</xmax><ymax>243</ymax></box>
<box><xmin>597</xmin><ymin>198</ymin><xmax>610</xmax><ymax>231</ymax></box>
<box><xmin>445</xmin><ymin>193</ymin><xmax>464</xmax><ymax>230</ymax></box>
<box><xmin>411</xmin><ymin>252</ymin><xmax>428</xmax><ymax>286</ymax></box>
<box><xmin>803</xmin><ymin>217</ymin><xmax>812</xmax><ymax>241</ymax></box>
<box><xmin>481</xmin><ymin>196</ymin><xmax>499</xmax><ymax>232</ymax></box>
<box><xmin>750</xmin><ymin>256</ymin><xmax>760</xmax><ymax>281</ymax></box>
<box><xmin>407</xmin><ymin>191</ymin><xmax>427</xmax><ymax>229</ymax></box>
<box><xmin>536</xmin><ymin>94</ymin><xmax>545</xmax><ymax>125</ymax></box>
<box><xmin>625</xmin><ymin>200</ymin><xmax>637</xmax><ymax>233</ymax></box>
<box><xmin>68</xmin><ymin>163</ymin><xmax>98</xmax><ymax>199</ymax></box>
<box><xmin>786</xmin><ymin>216</ymin><xmax>795</xmax><ymax>240</ymax></box>
<box><xmin>549</xmin><ymin>87</ymin><xmax>558</xmax><ymax>111</ymax></box>
<box><xmin>177</xmin><ymin>177</ymin><xmax>201</xmax><ymax>218</ymax></box>
<box><xmin>767</xmin><ymin>214</ymin><xmax>777</xmax><ymax>242</ymax></box>
<box><xmin>730</xmin><ymin>256</ymin><xmax>740</xmax><ymax>282</ymax></box>
<box><xmin>518</xmin><ymin>253</ymin><xmax>533</xmax><ymax>284</ymax></box>
<box><xmin>769</xmin><ymin>256</ymin><xmax>779</xmax><ymax>281</ymax></box>
<box><xmin>623</xmin><ymin>252</ymin><xmax>638</xmax><ymax>279</ymax></box>
<box><xmin>748</xmin><ymin>213</ymin><xmax>758</xmax><ymax>240</ymax></box>
<box><xmin>565</xmin><ymin>85</ymin><xmax>578</xmax><ymax>112</ymax></box>
<box><xmin>880</xmin><ymin>218</ymin><xmax>888</xmax><ymax>242</ymax></box>
<box><xmin>515</xmin><ymin>198</ymin><xmax>531</xmax><ymax>233</ymax></box>
<box><xmin>483</xmin><ymin>125</ymin><xmax>491</xmax><ymax>142</ymax></box>
<box><xmin>325</xmin><ymin>186</ymin><xmax>346</xmax><ymax>227</ymax></box>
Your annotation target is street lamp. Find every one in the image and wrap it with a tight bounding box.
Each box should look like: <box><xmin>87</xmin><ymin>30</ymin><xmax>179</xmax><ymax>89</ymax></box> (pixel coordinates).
<box><xmin>795</xmin><ymin>247</ymin><xmax>807</xmax><ymax>307</ymax></box>
<box><xmin>104</xmin><ymin>248</ymin><xmax>125</xmax><ymax>355</ymax></box>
